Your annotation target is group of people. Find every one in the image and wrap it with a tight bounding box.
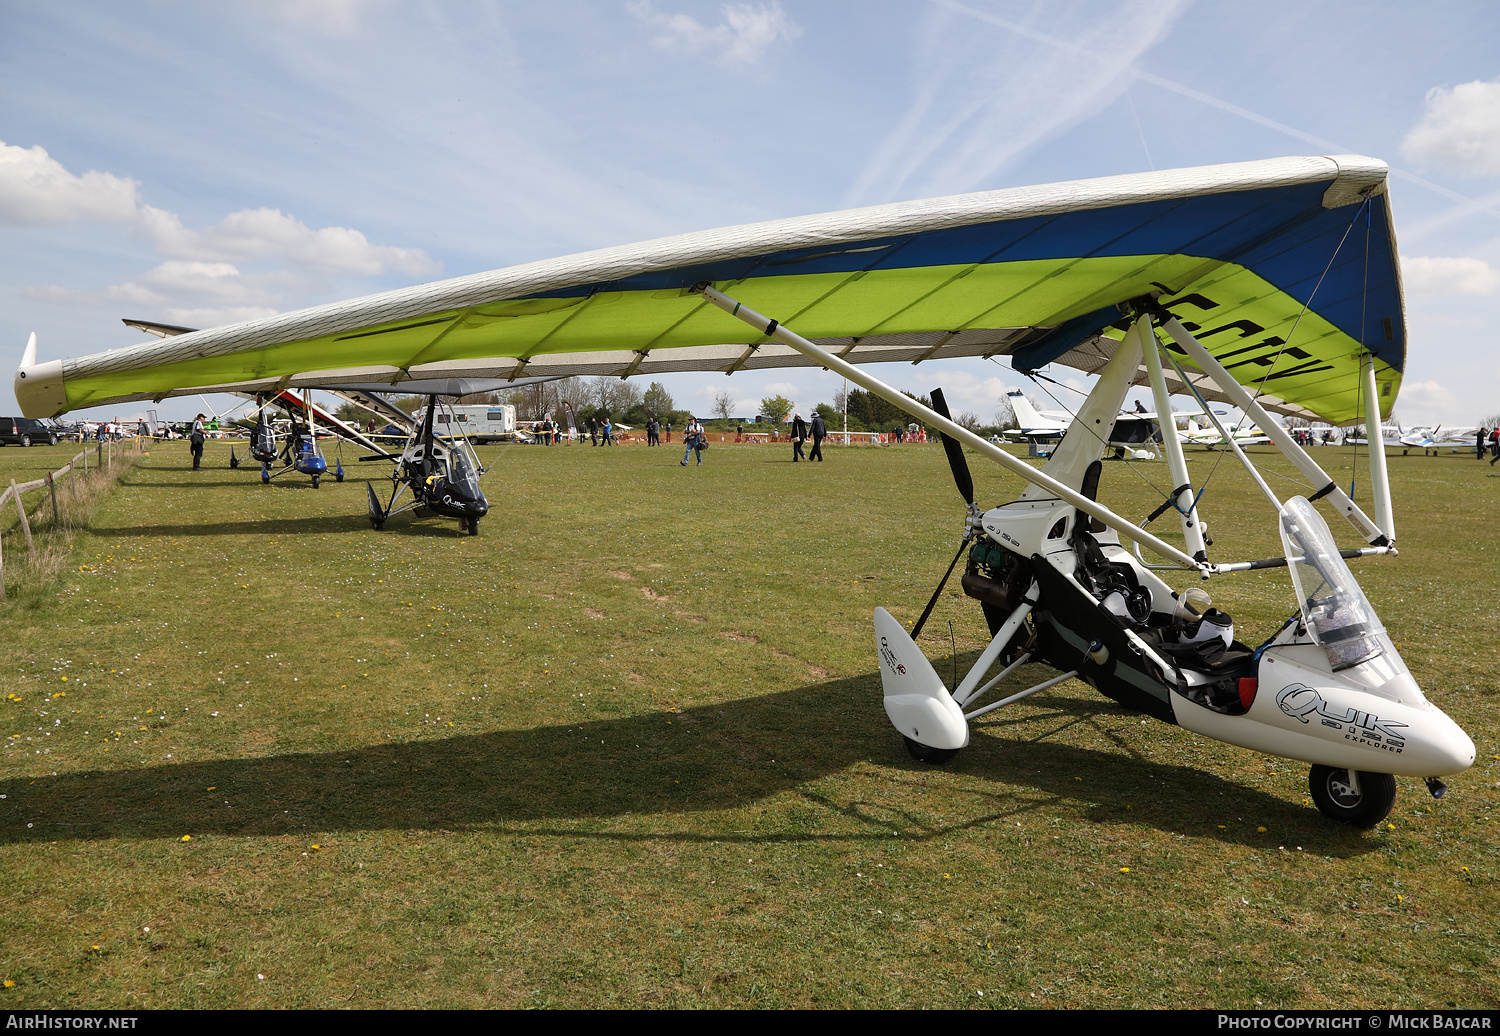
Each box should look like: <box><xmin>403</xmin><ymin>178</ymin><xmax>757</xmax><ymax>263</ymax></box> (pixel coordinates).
<box><xmin>584</xmin><ymin>415</ymin><xmax>616</xmax><ymax>446</ymax></box>
<box><xmin>643</xmin><ymin>417</ymin><xmax>671</xmax><ymax>446</ymax></box>
<box><xmin>1478</xmin><ymin>427</ymin><xmax>1500</xmax><ymax>465</ymax></box>
<box><xmin>789</xmin><ymin>412</ymin><xmax>827</xmax><ymax>462</ymax></box>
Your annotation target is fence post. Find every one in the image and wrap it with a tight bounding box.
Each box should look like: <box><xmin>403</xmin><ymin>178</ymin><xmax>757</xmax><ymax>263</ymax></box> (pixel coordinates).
<box><xmin>48</xmin><ymin>473</ymin><xmax>58</xmax><ymax>527</ymax></box>
<box><xmin>0</xmin><ymin>486</ymin><xmax>7</xmax><ymax>601</ymax></box>
<box><xmin>9</xmin><ymin>479</ymin><xmax>36</xmax><ymax>562</ymax></box>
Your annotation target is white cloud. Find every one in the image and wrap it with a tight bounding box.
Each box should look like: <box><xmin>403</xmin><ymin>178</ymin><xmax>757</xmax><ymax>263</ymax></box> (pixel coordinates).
<box><xmin>1401</xmin><ymin>78</ymin><xmax>1500</xmax><ymax>177</ymax></box>
<box><xmin>627</xmin><ymin>1</ymin><xmax>800</xmax><ymax>65</ymax></box>
<box><xmin>1397</xmin><ymin>379</ymin><xmax>1463</xmax><ymax>422</ymax></box>
<box><xmin>905</xmin><ymin>369</ymin><xmax>1018</xmax><ymax>418</ymax></box>
<box><xmin>0</xmin><ymin>141</ymin><xmax>141</xmax><ymax>226</ymax></box>
<box><xmin>2</xmin><ymin>142</ymin><xmax>436</xmax><ymax>276</ymax></box>
<box><xmin>137</xmin><ymin>206</ymin><xmax>438</xmax><ymax>276</ymax></box>
<box><xmin>25</xmin><ymin>261</ymin><xmax>307</xmax><ymax>329</ymax></box>
<box><xmin>1403</xmin><ymin>256</ymin><xmax>1500</xmax><ymax>297</ymax></box>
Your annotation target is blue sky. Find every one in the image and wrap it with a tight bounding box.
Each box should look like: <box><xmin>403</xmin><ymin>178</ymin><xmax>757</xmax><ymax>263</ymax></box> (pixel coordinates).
<box><xmin>3</xmin><ymin>0</ymin><xmax>1498</xmax><ymax>425</ymax></box>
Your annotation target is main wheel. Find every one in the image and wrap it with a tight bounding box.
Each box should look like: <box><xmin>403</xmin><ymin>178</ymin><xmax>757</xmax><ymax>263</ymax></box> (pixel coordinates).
<box><xmin>1308</xmin><ymin>765</ymin><xmax>1396</xmax><ymax>827</ymax></box>
<box><xmin>903</xmin><ymin>735</ymin><xmax>959</xmax><ymax>765</ymax></box>
<box><xmin>466</xmin><ymin>517</ymin><xmax>480</xmax><ymax>536</ymax></box>
<box><xmin>311</xmin><ymin>476</ymin><xmax>320</xmax><ymax>489</ymax></box>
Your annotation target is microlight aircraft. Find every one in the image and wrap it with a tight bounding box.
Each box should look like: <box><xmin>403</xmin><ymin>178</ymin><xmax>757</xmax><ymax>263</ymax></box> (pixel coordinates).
<box><xmin>16</xmin><ymin>156</ymin><xmax>1474</xmax><ymax>824</ymax></box>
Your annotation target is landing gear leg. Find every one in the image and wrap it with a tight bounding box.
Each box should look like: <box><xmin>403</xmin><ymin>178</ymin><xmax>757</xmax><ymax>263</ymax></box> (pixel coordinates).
<box><xmin>1308</xmin><ymin>765</ymin><xmax>1396</xmax><ymax>827</ymax></box>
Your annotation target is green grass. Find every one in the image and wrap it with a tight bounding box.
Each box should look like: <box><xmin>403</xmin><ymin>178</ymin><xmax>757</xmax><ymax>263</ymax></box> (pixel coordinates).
<box><xmin>0</xmin><ymin>435</ymin><xmax>1496</xmax><ymax>1008</ymax></box>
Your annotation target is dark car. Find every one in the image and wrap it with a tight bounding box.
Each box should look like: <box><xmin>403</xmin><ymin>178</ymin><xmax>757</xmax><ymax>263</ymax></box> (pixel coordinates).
<box><xmin>0</xmin><ymin>417</ymin><xmax>60</xmax><ymax>446</ymax></box>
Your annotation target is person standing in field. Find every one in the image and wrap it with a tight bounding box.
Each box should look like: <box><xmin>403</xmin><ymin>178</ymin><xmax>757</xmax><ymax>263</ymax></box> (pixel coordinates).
<box><xmin>190</xmin><ymin>413</ymin><xmax>206</xmax><ymax>470</ymax></box>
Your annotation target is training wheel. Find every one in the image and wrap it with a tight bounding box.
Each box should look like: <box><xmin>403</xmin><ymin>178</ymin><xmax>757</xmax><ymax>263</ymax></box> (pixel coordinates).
<box><xmin>1308</xmin><ymin>765</ymin><xmax>1396</xmax><ymax>828</ymax></box>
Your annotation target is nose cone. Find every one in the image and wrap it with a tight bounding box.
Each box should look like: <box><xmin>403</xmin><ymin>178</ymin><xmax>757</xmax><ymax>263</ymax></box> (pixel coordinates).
<box><xmin>1395</xmin><ymin>704</ymin><xmax>1477</xmax><ymax>777</ymax></box>
<box><xmin>1424</xmin><ymin>710</ymin><xmax>1476</xmax><ymax>776</ymax></box>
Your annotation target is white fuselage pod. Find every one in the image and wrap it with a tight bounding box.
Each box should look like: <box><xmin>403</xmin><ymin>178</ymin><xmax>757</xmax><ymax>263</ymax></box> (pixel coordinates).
<box><xmin>1171</xmin><ymin>646</ymin><xmax>1474</xmax><ymax>777</ymax></box>
<box><xmin>875</xmin><ymin>607</ymin><xmax>969</xmax><ymax>750</ymax></box>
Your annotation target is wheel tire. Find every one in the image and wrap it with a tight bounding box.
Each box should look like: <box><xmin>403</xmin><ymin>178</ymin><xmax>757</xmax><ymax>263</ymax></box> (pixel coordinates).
<box><xmin>903</xmin><ymin>735</ymin><xmax>959</xmax><ymax>765</ymax></box>
<box><xmin>20</xmin><ymin>435</ymin><xmax>30</xmax><ymax>447</ymax></box>
<box><xmin>1308</xmin><ymin>765</ymin><xmax>1396</xmax><ymax>828</ymax></box>
<box><xmin>49</xmin><ymin>435</ymin><xmax>58</xmax><ymax>446</ymax></box>
<box><xmin>336</xmin><ymin>472</ymin><xmax>344</xmax><ymax>483</ymax></box>
<box><xmin>312</xmin><ymin>476</ymin><xmax>320</xmax><ymax>489</ymax></box>
<box><xmin>466</xmin><ymin>517</ymin><xmax>480</xmax><ymax>536</ymax></box>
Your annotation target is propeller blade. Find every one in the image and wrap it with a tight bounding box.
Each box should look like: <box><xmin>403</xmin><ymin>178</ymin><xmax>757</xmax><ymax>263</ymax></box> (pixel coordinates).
<box><xmin>909</xmin><ymin>536</ymin><xmax>969</xmax><ymax>641</ymax></box>
<box><xmin>930</xmin><ymin>388</ymin><xmax>974</xmax><ymax>505</ymax></box>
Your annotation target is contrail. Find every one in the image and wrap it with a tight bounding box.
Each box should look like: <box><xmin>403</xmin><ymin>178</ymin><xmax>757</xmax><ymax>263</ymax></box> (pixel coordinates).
<box><xmin>930</xmin><ymin>0</ymin><xmax>1500</xmax><ymax>221</ymax></box>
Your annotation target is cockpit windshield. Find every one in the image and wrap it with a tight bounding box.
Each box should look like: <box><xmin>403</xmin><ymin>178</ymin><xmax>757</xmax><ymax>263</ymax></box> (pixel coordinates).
<box><xmin>1278</xmin><ymin>496</ymin><xmax>1393</xmax><ymax>672</ymax></box>
<box><xmin>448</xmin><ymin>443</ymin><xmax>481</xmax><ymax>495</ymax></box>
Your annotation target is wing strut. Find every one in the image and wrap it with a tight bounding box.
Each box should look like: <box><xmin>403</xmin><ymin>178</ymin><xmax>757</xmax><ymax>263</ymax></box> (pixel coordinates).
<box><xmin>1156</xmin><ymin>313</ymin><xmax>1393</xmax><ymax>547</ymax></box>
<box><xmin>692</xmin><ymin>283</ymin><xmax>1206</xmax><ymax>574</ymax></box>
<box><xmin>1135</xmin><ymin>312</ymin><xmax>1208</xmax><ymax>563</ymax></box>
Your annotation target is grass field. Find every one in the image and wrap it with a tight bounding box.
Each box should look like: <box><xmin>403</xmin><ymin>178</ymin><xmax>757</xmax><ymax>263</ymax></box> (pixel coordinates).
<box><xmin>0</xmin><ymin>434</ymin><xmax>1495</xmax><ymax>1008</ymax></box>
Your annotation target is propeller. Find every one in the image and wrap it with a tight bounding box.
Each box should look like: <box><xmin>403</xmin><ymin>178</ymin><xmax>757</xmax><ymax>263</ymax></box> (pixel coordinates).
<box><xmin>909</xmin><ymin>388</ymin><xmax>979</xmax><ymax>640</ymax></box>
<box><xmin>930</xmin><ymin>388</ymin><xmax>974</xmax><ymax>505</ymax></box>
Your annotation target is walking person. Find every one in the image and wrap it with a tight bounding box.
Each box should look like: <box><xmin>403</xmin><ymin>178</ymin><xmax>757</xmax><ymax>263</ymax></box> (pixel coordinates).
<box><xmin>791</xmin><ymin>413</ymin><xmax>808</xmax><ymax>461</ymax></box>
<box><xmin>809</xmin><ymin>411</ymin><xmax>826</xmax><ymax>462</ymax></box>
<box><xmin>681</xmin><ymin>416</ymin><xmax>705</xmax><ymax>466</ymax></box>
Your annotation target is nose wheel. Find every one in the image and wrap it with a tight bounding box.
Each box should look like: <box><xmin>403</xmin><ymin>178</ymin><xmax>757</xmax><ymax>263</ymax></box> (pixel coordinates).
<box><xmin>903</xmin><ymin>735</ymin><xmax>959</xmax><ymax>765</ymax></box>
<box><xmin>1309</xmin><ymin>765</ymin><xmax>1396</xmax><ymax>828</ymax></box>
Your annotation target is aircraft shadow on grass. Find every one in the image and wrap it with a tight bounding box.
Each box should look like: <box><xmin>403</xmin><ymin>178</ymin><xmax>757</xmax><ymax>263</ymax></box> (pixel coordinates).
<box><xmin>91</xmin><ymin>515</ymin><xmax>394</xmax><ymax>539</ymax></box>
<box><xmin>0</xmin><ymin>667</ymin><xmax>1373</xmax><ymax>854</ymax></box>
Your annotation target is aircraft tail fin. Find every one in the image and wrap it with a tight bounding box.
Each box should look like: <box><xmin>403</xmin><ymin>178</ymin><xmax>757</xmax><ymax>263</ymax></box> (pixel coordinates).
<box><xmin>1006</xmin><ymin>389</ymin><xmax>1047</xmax><ymax>431</ymax></box>
<box><xmin>20</xmin><ymin>332</ymin><xmax>36</xmax><ymax>370</ymax></box>
<box><xmin>874</xmin><ymin>607</ymin><xmax>968</xmax><ymax>750</ymax></box>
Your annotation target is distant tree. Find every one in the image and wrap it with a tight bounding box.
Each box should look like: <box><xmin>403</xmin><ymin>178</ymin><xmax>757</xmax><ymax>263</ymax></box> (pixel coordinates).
<box><xmin>644</xmin><ymin>381</ymin><xmax>674</xmax><ymax>418</ymax></box>
<box><xmin>334</xmin><ymin>401</ymin><xmax>362</xmax><ymax>424</ymax></box>
<box><xmin>587</xmin><ymin>376</ymin><xmax>644</xmax><ymax>416</ymax></box>
<box><xmin>712</xmin><ymin>389</ymin><xmax>736</xmax><ymax>422</ymax></box>
<box><xmin>954</xmin><ymin>411</ymin><xmax>982</xmax><ymax>432</ymax></box>
<box><xmin>758</xmin><ymin>394</ymin><xmax>794</xmax><ymax>426</ymax></box>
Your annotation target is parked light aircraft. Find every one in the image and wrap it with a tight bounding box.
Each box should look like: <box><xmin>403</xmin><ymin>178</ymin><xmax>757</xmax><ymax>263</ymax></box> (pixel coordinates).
<box><xmin>1179</xmin><ymin>415</ymin><xmax>1270</xmax><ymax>448</ymax></box>
<box><xmin>16</xmin><ymin>156</ymin><xmax>1473</xmax><ymax>824</ymax></box>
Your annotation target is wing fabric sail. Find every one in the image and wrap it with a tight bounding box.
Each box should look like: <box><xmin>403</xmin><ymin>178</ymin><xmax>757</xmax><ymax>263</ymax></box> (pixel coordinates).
<box><xmin>17</xmin><ymin>155</ymin><xmax>1402</xmax><ymax>425</ymax></box>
